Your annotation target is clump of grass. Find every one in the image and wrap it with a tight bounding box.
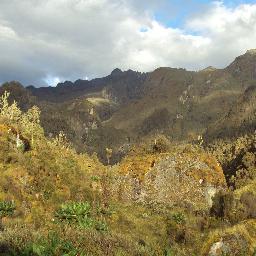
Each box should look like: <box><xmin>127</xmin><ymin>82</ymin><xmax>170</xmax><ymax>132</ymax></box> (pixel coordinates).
<box><xmin>172</xmin><ymin>213</ymin><xmax>186</xmax><ymax>225</ymax></box>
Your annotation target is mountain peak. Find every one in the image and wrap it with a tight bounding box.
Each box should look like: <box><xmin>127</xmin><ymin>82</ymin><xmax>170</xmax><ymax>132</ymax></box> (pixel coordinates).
<box><xmin>201</xmin><ymin>66</ymin><xmax>217</xmax><ymax>72</ymax></box>
<box><xmin>0</xmin><ymin>81</ymin><xmax>24</xmax><ymax>89</ymax></box>
<box><xmin>111</xmin><ymin>68</ymin><xmax>123</xmax><ymax>76</ymax></box>
<box><xmin>246</xmin><ymin>49</ymin><xmax>256</xmax><ymax>55</ymax></box>
<box><xmin>56</xmin><ymin>80</ymin><xmax>74</xmax><ymax>88</ymax></box>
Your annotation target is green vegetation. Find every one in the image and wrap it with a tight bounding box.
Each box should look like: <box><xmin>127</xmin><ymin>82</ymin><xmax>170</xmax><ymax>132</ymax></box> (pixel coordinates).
<box><xmin>13</xmin><ymin>232</ymin><xmax>83</xmax><ymax>256</ymax></box>
<box><xmin>55</xmin><ymin>202</ymin><xmax>108</xmax><ymax>231</ymax></box>
<box><xmin>172</xmin><ymin>212</ymin><xmax>186</xmax><ymax>225</ymax></box>
<box><xmin>0</xmin><ymin>201</ymin><xmax>15</xmax><ymax>217</ymax></box>
<box><xmin>0</xmin><ymin>91</ymin><xmax>255</xmax><ymax>255</ymax></box>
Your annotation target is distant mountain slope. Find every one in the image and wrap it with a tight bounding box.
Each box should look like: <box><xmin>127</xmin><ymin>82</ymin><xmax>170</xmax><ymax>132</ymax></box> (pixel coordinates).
<box><xmin>1</xmin><ymin>49</ymin><xmax>256</xmax><ymax>163</ymax></box>
<box><xmin>206</xmin><ymin>85</ymin><xmax>256</xmax><ymax>139</ymax></box>
<box><xmin>0</xmin><ymin>81</ymin><xmax>36</xmax><ymax>110</ymax></box>
<box><xmin>27</xmin><ymin>69</ymin><xmax>148</xmax><ymax>104</ymax></box>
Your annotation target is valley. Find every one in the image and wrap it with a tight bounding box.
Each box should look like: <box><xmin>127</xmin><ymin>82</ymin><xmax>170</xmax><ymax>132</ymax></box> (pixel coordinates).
<box><xmin>0</xmin><ymin>50</ymin><xmax>255</xmax><ymax>256</ymax></box>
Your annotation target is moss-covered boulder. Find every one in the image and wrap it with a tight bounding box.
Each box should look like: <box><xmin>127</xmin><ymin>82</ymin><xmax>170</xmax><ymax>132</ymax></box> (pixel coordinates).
<box><xmin>113</xmin><ymin>144</ymin><xmax>227</xmax><ymax>210</ymax></box>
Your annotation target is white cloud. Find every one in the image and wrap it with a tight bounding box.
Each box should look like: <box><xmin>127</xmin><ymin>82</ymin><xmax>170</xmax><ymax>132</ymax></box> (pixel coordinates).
<box><xmin>186</xmin><ymin>1</ymin><xmax>256</xmax><ymax>67</ymax></box>
<box><xmin>0</xmin><ymin>0</ymin><xmax>255</xmax><ymax>86</ymax></box>
<box><xmin>187</xmin><ymin>1</ymin><xmax>256</xmax><ymax>34</ymax></box>
<box><xmin>0</xmin><ymin>25</ymin><xmax>16</xmax><ymax>39</ymax></box>
<box><xmin>43</xmin><ymin>75</ymin><xmax>62</xmax><ymax>87</ymax></box>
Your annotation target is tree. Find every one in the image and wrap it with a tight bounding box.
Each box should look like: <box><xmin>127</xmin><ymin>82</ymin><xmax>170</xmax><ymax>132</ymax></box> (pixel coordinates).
<box><xmin>0</xmin><ymin>91</ymin><xmax>44</xmax><ymax>148</ymax></box>
<box><xmin>21</xmin><ymin>106</ymin><xmax>43</xmax><ymax>145</ymax></box>
<box><xmin>0</xmin><ymin>91</ymin><xmax>22</xmax><ymax>125</ymax></box>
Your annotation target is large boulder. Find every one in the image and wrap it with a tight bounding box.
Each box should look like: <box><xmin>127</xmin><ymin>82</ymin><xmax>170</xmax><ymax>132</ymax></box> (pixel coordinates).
<box><xmin>112</xmin><ymin>144</ymin><xmax>227</xmax><ymax>210</ymax></box>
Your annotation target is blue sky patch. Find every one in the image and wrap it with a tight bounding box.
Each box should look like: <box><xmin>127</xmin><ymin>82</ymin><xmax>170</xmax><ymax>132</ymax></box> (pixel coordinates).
<box><xmin>153</xmin><ymin>0</ymin><xmax>255</xmax><ymax>30</ymax></box>
<box><xmin>140</xmin><ymin>27</ymin><xmax>149</xmax><ymax>33</ymax></box>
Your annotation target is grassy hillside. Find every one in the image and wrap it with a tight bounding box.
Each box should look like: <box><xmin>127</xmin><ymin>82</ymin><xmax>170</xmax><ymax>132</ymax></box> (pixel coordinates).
<box><xmin>0</xmin><ymin>91</ymin><xmax>255</xmax><ymax>255</ymax></box>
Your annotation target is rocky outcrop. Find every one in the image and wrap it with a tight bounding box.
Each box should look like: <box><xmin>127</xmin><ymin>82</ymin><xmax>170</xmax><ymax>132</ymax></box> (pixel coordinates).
<box><xmin>112</xmin><ymin>144</ymin><xmax>227</xmax><ymax>210</ymax></box>
<box><xmin>205</xmin><ymin>220</ymin><xmax>256</xmax><ymax>256</ymax></box>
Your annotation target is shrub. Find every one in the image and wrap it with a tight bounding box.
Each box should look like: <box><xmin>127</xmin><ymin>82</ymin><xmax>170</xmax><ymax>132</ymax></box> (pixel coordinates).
<box><xmin>51</xmin><ymin>131</ymin><xmax>71</xmax><ymax>149</ymax></box>
<box><xmin>164</xmin><ymin>247</ymin><xmax>175</xmax><ymax>256</ymax></box>
<box><xmin>0</xmin><ymin>91</ymin><xmax>45</xmax><ymax>155</ymax></box>
<box><xmin>172</xmin><ymin>212</ymin><xmax>186</xmax><ymax>225</ymax></box>
<box><xmin>0</xmin><ymin>201</ymin><xmax>15</xmax><ymax>231</ymax></box>
<box><xmin>210</xmin><ymin>191</ymin><xmax>254</xmax><ymax>223</ymax></box>
<box><xmin>152</xmin><ymin>135</ymin><xmax>172</xmax><ymax>153</ymax></box>
<box><xmin>207</xmin><ymin>135</ymin><xmax>255</xmax><ymax>189</ymax></box>
<box><xmin>0</xmin><ymin>201</ymin><xmax>15</xmax><ymax>218</ymax></box>
<box><xmin>55</xmin><ymin>202</ymin><xmax>108</xmax><ymax>231</ymax></box>
<box><xmin>55</xmin><ymin>202</ymin><xmax>91</xmax><ymax>223</ymax></box>
<box><xmin>90</xmin><ymin>175</ymin><xmax>101</xmax><ymax>182</ymax></box>
<box><xmin>167</xmin><ymin>213</ymin><xmax>192</xmax><ymax>245</ymax></box>
<box><xmin>0</xmin><ymin>91</ymin><xmax>22</xmax><ymax>124</ymax></box>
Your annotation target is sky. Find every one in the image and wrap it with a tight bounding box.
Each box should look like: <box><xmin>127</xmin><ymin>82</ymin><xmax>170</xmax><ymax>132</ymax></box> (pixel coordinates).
<box><xmin>0</xmin><ymin>0</ymin><xmax>256</xmax><ymax>87</ymax></box>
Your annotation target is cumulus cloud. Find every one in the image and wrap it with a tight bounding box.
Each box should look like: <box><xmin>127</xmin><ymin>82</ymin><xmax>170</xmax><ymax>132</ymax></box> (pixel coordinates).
<box><xmin>0</xmin><ymin>0</ymin><xmax>255</xmax><ymax>86</ymax></box>
<box><xmin>186</xmin><ymin>1</ymin><xmax>256</xmax><ymax>67</ymax></box>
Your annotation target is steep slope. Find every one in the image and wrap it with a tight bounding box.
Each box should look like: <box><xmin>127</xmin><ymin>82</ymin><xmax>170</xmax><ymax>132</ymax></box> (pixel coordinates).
<box><xmin>103</xmin><ymin>50</ymin><xmax>256</xmax><ymax>145</ymax></box>
<box><xmin>1</xmin><ymin>50</ymin><xmax>256</xmax><ymax>163</ymax></box>
<box><xmin>27</xmin><ymin>69</ymin><xmax>148</xmax><ymax>104</ymax></box>
<box><xmin>104</xmin><ymin>66</ymin><xmax>241</xmax><ymax>141</ymax></box>
<box><xmin>206</xmin><ymin>85</ymin><xmax>256</xmax><ymax>140</ymax></box>
<box><xmin>226</xmin><ymin>49</ymin><xmax>256</xmax><ymax>84</ymax></box>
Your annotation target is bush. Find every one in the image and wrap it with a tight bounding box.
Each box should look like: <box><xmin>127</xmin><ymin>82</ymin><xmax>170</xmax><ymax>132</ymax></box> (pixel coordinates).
<box><xmin>207</xmin><ymin>135</ymin><xmax>255</xmax><ymax>189</ymax></box>
<box><xmin>55</xmin><ymin>202</ymin><xmax>108</xmax><ymax>231</ymax></box>
<box><xmin>210</xmin><ymin>191</ymin><xmax>255</xmax><ymax>223</ymax></box>
<box><xmin>166</xmin><ymin>213</ymin><xmax>194</xmax><ymax>245</ymax></box>
<box><xmin>0</xmin><ymin>91</ymin><xmax>43</xmax><ymax>147</ymax></box>
<box><xmin>0</xmin><ymin>201</ymin><xmax>15</xmax><ymax>218</ymax></box>
<box><xmin>172</xmin><ymin>213</ymin><xmax>186</xmax><ymax>225</ymax></box>
<box><xmin>55</xmin><ymin>202</ymin><xmax>91</xmax><ymax>222</ymax></box>
<box><xmin>152</xmin><ymin>135</ymin><xmax>172</xmax><ymax>153</ymax></box>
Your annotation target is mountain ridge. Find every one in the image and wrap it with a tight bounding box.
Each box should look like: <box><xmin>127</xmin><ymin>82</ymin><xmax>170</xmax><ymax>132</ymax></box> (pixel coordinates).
<box><xmin>1</xmin><ymin>49</ymin><xmax>256</xmax><ymax>163</ymax></box>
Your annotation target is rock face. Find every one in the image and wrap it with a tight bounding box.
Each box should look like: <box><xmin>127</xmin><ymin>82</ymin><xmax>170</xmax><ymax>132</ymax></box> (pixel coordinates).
<box><xmin>113</xmin><ymin>145</ymin><xmax>227</xmax><ymax>210</ymax></box>
<box><xmin>142</xmin><ymin>147</ymin><xmax>226</xmax><ymax>209</ymax></box>
<box><xmin>208</xmin><ymin>235</ymin><xmax>248</xmax><ymax>256</ymax></box>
